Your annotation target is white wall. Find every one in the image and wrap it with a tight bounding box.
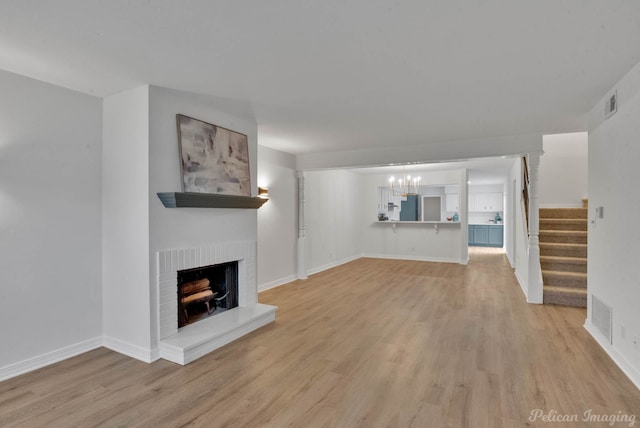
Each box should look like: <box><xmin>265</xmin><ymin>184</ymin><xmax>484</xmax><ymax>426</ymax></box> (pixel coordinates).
<box><xmin>148</xmin><ymin>86</ymin><xmax>258</xmax><ymax>346</ymax></box>
<box><xmin>297</xmin><ymin>133</ymin><xmax>543</xmax><ymax>170</ymax></box>
<box><xmin>586</xmin><ymin>60</ymin><xmax>640</xmax><ymax>387</ymax></box>
<box><xmin>0</xmin><ymin>70</ymin><xmax>102</xmax><ymax>374</ymax></box>
<box><xmin>539</xmin><ymin>132</ymin><xmax>588</xmax><ymax>208</ymax></box>
<box><xmin>301</xmin><ymin>168</ymin><xmax>469</xmax><ymax>274</ymax></box>
<box><xmin>304</xmin><ymin>170</ymin><xmax>362</xmax><ymax>274</ymax></box>
<box><xmin>257</xmin><ymin>145</ymin><xmax>297</xmax><ymax>291</ymax></box>
<box><xmin>148</xmin><ymin>87</ymin><xmax>258</xmax><ymax>248</ymax></box>
<box><xmin>102</xmin><ymin>86</ymin><xmax>152</xmax><ymax>359</ymax></box>
<box><xmin>360</xmin><ymin>170</ymin><xmax>466</xmax><ymax>263</ymax></box>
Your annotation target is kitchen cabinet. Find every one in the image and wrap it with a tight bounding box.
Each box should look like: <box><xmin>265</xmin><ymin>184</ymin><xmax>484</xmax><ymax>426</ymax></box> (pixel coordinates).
<box><xmin>470</xmin><ymin>193</ymin><xmax>484</xmax><ymax>211</ymax></box>
<box><xmin>488</xmin><ymin>192</ymin><xmax>503</xmax><ymax>212</ymax></box>
<box><xmin>473</xmin><ymin>225</ymin><xmax>489</xmax><ymax>244</ymax></box>
<box><xmin>445</xmin><ymin>193</ymin><xmax>459</xmax><ymax>212</ymax></box>
<box><xmin>469</xmin><ymin>192</ymin><xmax>503</xmax><ymax>212</ymax></box>
<box><xmin>488</xmin><ymin>226</ymin><xmax>504</xmax><ymax>246</ymax></box>
<box><xmin>468</xmin><ymin>225</ymin><xmax>503</xmax><ymax>247</ymax></box>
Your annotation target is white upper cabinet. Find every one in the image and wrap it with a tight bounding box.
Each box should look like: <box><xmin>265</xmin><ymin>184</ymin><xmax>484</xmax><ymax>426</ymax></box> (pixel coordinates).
<box><xmin>446</xmin><ymin>193</ymin><xmax>460</xmax><ymax>212</ymax></box>
<box><xmin>487</xmin><ymin>192</ymin><xmax>503</xmax><ymax>212</ymax></box>
<box><xmin>469</xmin><ymin>192</ymin><xmax>503</xmax><ymax>212</ymax></box>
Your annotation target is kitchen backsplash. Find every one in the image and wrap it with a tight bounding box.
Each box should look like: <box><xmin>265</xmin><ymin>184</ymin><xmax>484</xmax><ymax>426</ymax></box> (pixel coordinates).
<box><xmin>468</xmin><ymin>211</ymin><xmax>504</xmax><ymax>225</ymax></box>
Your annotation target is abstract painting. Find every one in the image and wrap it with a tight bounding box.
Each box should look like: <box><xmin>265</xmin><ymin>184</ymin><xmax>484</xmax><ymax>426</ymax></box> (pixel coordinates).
<box><xmin>176</xmin><ymin>114</ymin><xmax>251</xmax><ymax>196</ymax></box>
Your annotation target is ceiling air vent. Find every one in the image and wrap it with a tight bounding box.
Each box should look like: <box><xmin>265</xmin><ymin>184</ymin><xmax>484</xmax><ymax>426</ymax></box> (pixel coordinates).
<box><xmin>592</xmin><ymin>294</ymin><xmax>612</xmax><ymax>344</ymax></box>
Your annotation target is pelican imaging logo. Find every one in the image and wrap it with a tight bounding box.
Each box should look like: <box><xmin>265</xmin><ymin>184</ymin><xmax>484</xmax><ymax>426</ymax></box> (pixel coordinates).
<box><xmin>529</xmin><ymin>409</ymin><xmax>636</xmax><ymax>426</ymax></box>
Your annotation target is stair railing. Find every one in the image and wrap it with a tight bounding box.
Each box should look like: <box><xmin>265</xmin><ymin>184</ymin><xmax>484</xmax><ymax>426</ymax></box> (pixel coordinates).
<box><xmin>522</xmin><ymin>156</ymin><xmax>530</xmax><ymax>234</ymax></box>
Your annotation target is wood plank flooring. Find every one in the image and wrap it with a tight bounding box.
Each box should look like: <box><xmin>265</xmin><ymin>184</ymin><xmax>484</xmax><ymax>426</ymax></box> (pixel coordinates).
<box><xmin>2</xmin><ymin>248</ymin><xmax>640</xmax><ymax>427</ymax></box>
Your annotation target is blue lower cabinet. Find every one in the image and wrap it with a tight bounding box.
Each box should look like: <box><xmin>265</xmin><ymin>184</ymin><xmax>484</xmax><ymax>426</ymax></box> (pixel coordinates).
<box><xmin>474</xmin><ymin>226</ymin><xmax>489</xmax><ymax>244</ymax></box>
<box><xmin>469</xmin><ymin>225</ymin><xmax>503</xmax><ymax>247</ymax></box>
<box><xmin>488</xmin><ymin>226</ymin><xmax>504</xmax><ymax>246</ymax></box>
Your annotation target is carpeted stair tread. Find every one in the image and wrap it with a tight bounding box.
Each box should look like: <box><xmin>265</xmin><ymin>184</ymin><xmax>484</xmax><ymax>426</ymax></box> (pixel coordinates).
<box><xmin>542</xmin><ymin>270</ymin><xmax>587</xmax><ymax>288</ymax></box>
<box><xmin>540</xmin><ymin>255</ymin><xmax>587</xmax><ymax>263</ymax></box>
<box><xmin>539</xmin><ymin>230</ymin><xmax>587</xmax><ymax>244</ymax></box>
<box><xmin>539</xmin><ymin>207</ymin><xmax>588</xmax><ymax>219</ymax></box>
<box><xmin>540</xmin><ymin>242</ymin><xmax>587</xmax><ymax>258</ymax></box>
<box><xmin>543</xmin><ymin>286</ymin><xmax>587</xmax><ymax>307</ymax></box>
<box><xmin>540</xmin><ymin>256</ymin><xmax>587</xmax><ymax>273</ymax></box>
<box><xmin>539</xmin><ymin>207</ymin><xmax>589</xmax><ymax>307</ymax></box>
<box><xmin>543</xmin><ymin>285</ymin><xmax>587</xmax><ymax>295</ymax></box>
<box><xmin>539</xmin><ymin>218</ymin><xmax>588</xmax><ymax>231</ymax></box>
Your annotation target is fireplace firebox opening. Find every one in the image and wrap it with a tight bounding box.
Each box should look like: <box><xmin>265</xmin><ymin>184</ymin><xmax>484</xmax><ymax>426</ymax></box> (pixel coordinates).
<box><xmin>177</xmin><ymin>261</ymin><xmax>239</xmax><ymax>328</ymax></box>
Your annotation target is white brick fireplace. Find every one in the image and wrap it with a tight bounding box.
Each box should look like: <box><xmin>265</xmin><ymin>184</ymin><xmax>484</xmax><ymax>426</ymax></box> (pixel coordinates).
<box><xmin>157</xmin><ymin>240</ymin><xmax>277</xmax><ymax>364</ymax></box>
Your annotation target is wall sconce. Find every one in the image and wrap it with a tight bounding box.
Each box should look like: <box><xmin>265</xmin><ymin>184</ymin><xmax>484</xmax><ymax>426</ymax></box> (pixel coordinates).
<box><xmin>258</xmin><ymin>187</ymin><xmax>269</xmax><ymax>198</ymax></box>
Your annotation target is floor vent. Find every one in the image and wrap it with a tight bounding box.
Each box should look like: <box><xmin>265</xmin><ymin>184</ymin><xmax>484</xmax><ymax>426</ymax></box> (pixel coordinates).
<box><xmin>592</xmin><ymin>294</ymin><xmax>612</xmax><ymax>344</ymax></box>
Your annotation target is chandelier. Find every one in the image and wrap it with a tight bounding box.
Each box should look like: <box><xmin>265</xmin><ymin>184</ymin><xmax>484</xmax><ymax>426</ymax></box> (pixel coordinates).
<box><xmin>388</xmin><ymin>173</ymin><xmax>421</xmax><ymax>196</ymax></box>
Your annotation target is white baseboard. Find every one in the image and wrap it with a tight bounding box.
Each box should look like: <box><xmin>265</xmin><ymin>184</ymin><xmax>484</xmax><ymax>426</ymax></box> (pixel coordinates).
<box><xmin>584</xmin><ymin>320</ymin><xmax>640</xmax><ymax>391</ymax></box>
<box><xmin>306</xmin><ymin>253</ymin><xmax>462</xmax><ymax>278</ymax></box>
<box><xmin>362</xmin><ymin>253</ymin><xmax>461</xmax><ymax>264</ymax></box>
<box><xmin>102</xmin><ymin>336</ymin><xmax>159</xmax><ymax>363</ymax></box>
<box><xmin>150</xmin><ymin>346</ymin><xmax>160</xmax><ymax>362</ymax></box>
<box><xmin>0</xmin><ymin>337</ymin><xmax>102</xmax><ymax>382</ymax></box>
<box><xmin>258</xmin><ymin>274</ymin><xmax>297</xmax><ymax>293</ymax></box>
<box><xmin>514</xmin><ymin>269</ymin><xmax>528</xmax><ymax>300</ymax></box>
<box><xmin>305</xmin><ymin>253</ymin><xmax>465</xmax><ymax>278</ymax></box>
<box><xmin>308</xmin><ymin>255</ymin><xmax>361</xmax><ymax>276</ymax></box>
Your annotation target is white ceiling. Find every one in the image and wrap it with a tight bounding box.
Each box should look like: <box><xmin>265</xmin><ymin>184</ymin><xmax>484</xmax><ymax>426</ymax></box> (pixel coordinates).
<box><xmin>1</xmin><ymin>1</ymin><xmax>639</xmax><ymax>155</ymax></box>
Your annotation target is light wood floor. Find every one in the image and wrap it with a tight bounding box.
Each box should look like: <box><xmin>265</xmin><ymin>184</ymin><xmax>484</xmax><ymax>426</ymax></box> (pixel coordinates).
<box><xmin>2</xmin><ymin>249</ymin><xmax>640</xmax><ymax>427</ymax></box>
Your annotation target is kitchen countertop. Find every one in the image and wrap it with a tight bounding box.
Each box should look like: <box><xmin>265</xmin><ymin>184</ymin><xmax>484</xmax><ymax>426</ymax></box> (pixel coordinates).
<box><xmin>375</xmin><ymin>220</ymin><xmax>462</xmax><ymax>225</ymax></box>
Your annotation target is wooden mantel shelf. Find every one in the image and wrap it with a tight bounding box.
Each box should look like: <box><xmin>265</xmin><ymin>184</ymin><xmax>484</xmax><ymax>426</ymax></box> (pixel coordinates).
<box><xmin>157</xmin><ymin>192</ymin><xmax>268</xmax><ymax>209</ymax></box>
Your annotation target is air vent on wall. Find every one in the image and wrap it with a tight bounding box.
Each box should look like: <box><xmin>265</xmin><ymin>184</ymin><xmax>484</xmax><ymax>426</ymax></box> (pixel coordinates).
<box><xmin>592</xmin><ymin>294</ymin><xmax>613</xmax><ymax>344</ymax></box>
<box><xmin>605</xmin><ymin>89</ymin><xmax>617</xmax><ymax>119</ymax></box>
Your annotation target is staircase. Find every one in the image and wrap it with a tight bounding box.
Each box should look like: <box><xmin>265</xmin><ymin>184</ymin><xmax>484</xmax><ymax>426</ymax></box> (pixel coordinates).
<box><xmin>539</xmin><ymin>203</ymin><xmax>588</xmax><ymax>307</ymax></box>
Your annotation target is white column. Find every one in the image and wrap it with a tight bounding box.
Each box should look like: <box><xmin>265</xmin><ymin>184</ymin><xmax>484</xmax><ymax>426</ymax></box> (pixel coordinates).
<box><xmin>296</xmin><ymin>170</ymin><xmax>308</xmax><ymax>279</ymax></box>
<box><xmin>527</xmin><ymin>152</ymin><xmax>543</xmax><ymax>303</ymax></box>
<box><xmin>459</xmin><ymin>168</ymin><xmax>469</xmax><ymax>265</ymax></box>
